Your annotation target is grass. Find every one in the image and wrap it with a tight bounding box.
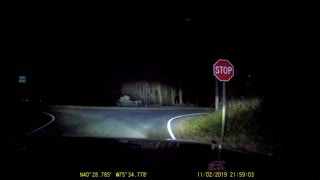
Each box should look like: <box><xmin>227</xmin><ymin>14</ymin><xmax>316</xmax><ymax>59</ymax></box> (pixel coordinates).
<box><xmin>177</xmin><ymin>98</ymin><xmax>278</xmax><ymax>156</ymax></box>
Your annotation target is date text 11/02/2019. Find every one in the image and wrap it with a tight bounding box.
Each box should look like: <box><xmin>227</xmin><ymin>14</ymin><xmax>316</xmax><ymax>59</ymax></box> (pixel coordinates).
<box><xmin>197</xmin><ymin>171</ymin><xmax>255</xmax><ymax>178</ymax></box>
<box><xmin>80</xmin><ymin>172</ymin><xmax>148</xmax><ymax>178</ymax></box>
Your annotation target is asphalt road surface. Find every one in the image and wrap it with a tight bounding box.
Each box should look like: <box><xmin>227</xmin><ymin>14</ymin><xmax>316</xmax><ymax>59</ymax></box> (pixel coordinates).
<box><xmin>31</xmin><ymin>106</ymin><xmax>211</xmax><ymax>140</ymax></box>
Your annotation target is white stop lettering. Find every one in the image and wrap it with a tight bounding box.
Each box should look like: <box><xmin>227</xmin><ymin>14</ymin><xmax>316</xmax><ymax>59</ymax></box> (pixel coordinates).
<box><xmin>215</xmin><ymin>66</ymin><xmax>232</xmax><ymax>74</ymax></box>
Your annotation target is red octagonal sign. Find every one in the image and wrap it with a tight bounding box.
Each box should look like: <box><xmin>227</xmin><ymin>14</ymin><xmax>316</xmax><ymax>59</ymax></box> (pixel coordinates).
<box><xmin>213</xmin><ymin>59</ymin><xmax>234</xmax><ymax>81</ymax></box>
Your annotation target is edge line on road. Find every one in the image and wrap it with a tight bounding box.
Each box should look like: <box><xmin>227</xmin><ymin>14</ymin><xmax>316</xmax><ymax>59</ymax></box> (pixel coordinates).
<box><xmin>26</xmin><ymin>112</ymin><xmax>55</xmax><ymax>136</ymax></box>
<box><xmin>167</xmin><ymin>113</ymin><xmax>208</xmax><ymax>140</ymax></box>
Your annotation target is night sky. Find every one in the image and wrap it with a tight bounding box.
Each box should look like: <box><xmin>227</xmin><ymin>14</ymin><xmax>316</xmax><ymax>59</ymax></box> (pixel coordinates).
<box><xmin>10</xmin><ymin>2</ymin><xmax>290</xmax><ymax>106</ymax></box>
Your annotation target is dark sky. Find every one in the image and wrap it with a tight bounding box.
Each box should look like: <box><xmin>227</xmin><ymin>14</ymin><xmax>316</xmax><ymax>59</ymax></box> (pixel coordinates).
<box><xmin>10</xmin><ymin>2</ymin><xmax>285</xmax><ymax>105</ymax></box>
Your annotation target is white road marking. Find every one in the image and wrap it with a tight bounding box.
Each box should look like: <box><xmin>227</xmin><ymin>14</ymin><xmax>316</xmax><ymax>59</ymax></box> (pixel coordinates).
<box><xmin>26</xmin><ymin>112</ymin><xmax>55</xmax><ymax>136</ymax></box>
<box><xmin>167</xmin><ymin>113</ymin><xmax>208</xmax><ymax>140</ymax></box>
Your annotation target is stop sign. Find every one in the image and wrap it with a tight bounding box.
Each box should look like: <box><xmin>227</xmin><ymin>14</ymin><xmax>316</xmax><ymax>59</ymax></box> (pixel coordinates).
<box><xmin>213</xmin><ymin>59</ymin><xmax>234</xmax><ymax>81</ymax></box>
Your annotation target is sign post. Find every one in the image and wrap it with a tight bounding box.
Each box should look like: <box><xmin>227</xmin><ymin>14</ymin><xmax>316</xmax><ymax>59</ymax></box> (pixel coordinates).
<box><xmin>18</xmin><ymin>75</ymin><xmax>26</xmax><ymax>102</ymax></box>
<box><xmin>221</xmin><ymin>82</ymin><xmax>226</xmax><ymax>142</ymax></box>
<box><xmin>213</xmin><ymin>59</ymin><xmax>234</xmax><ymax>143</ymax></box>
<box><xmin>215</xmin><ymin>78</ymin><xmax>219</xmax><ymax>111</ymax></box>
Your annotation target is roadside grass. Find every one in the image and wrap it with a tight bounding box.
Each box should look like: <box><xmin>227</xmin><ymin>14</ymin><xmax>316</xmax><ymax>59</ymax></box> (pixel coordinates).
<box><xmin>177</xmin><ymin>98</ymin><xmax>277</xmax><ymax>155</ymax></box>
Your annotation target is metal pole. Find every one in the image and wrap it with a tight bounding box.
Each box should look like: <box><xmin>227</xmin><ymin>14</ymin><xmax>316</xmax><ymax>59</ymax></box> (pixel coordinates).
<box><xmin>20</xmin><ymin>85</ymin><xmax>24</xmax><ymax>102</ymax></box>
<box><xmin>215</xmin><ymin>78</ymin><xmax>219</xmax><ymax>111</ymax></box>
<box><xmin>221</xmin><ymin>82</ymin><xmax>226</xmax><ymax>143</ymax></box>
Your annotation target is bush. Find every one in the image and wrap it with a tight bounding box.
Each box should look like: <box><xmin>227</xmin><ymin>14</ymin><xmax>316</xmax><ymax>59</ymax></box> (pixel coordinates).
<box><xmin>117</xmin><ymin>95</ymin><xmax>136</xmax><ymax>107</ymax></box>
<box><xmin>177</xmin><ymin>98</ymin><xmax>278</xmax><ymax>155</ymax></box>
<box><xmin>225</xmin><ymin>98</ymin><xmax>262</xmax><ymax>135</ymax></box>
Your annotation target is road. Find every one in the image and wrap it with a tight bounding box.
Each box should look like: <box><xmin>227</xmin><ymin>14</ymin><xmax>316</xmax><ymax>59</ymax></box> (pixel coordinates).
<box><xmin>10</xmin><ymin>106</ymin><xmax>310</xmax><ymax>178</ymax></box>
<box><xmin>31</xmin><ymin>106</ymin><xmax>211</xmax><ymax>140</ymax></box>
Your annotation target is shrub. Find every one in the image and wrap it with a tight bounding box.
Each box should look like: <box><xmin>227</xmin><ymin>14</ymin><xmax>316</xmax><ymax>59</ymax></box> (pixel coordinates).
<box><xmin>177</xmin><ymin>98</ymin><xmax>278</xmax><ymax>155</ymax></box>
<box><xmin>117</xmin><ymin>95</ymin><xmax>135</xmax><ymax>107</ymax></box>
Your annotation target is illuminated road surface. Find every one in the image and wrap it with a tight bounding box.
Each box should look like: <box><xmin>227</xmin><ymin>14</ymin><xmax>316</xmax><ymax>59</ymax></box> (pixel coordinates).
<box><xmin>31</xmin><ymin>106</ymin><xmax>211</xmax><ymax>140</ymax></box>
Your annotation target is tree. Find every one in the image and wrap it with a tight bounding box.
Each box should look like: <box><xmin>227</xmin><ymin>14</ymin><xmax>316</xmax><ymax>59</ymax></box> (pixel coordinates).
<box><xmin>121</xmin><ymin>81</ymin><xmax>180</xmax><ymax>106</ymax></box>
<box><xmin>179</xmin><ymin>87</ymin><xmax>183</xmax><ymax>104</ymax></box>
<box><xmin>158</xmin><ymin>82</ymin><xmax>162</xmax><ymax>106</ymax></box>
